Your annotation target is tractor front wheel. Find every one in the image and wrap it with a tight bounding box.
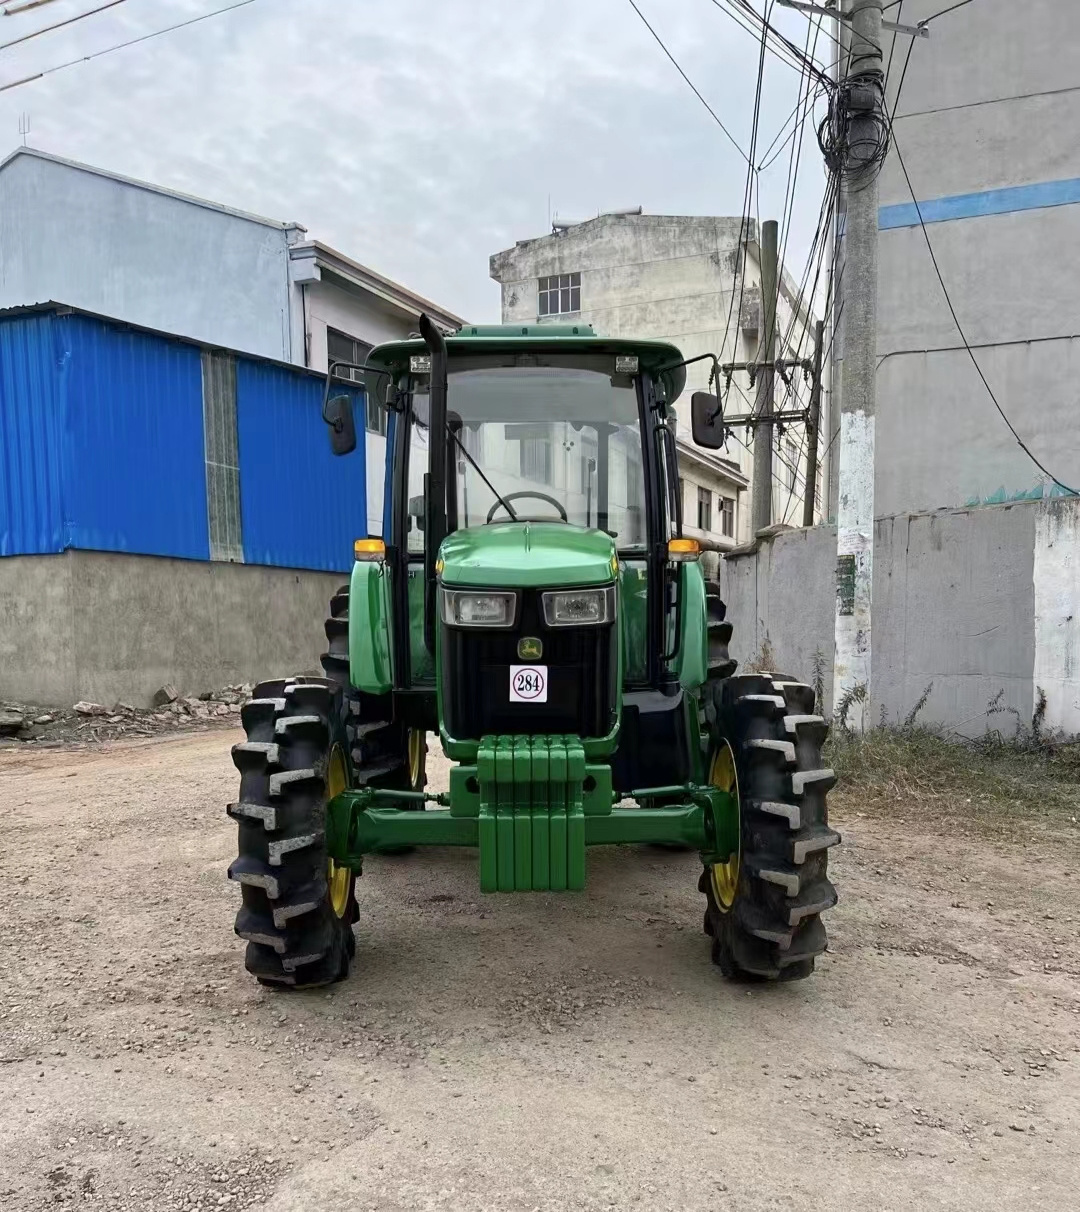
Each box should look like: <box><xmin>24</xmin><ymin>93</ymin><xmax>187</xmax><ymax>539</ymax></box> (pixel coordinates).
<box><xmin>227</xmin><ymin>676</ymin><xmax>356</xmax><ymax>989</ymax></box>
<box><xmin>701</xmin><ymin>673</ymin><xmax>839</xmax><ymax>980</ymax></box>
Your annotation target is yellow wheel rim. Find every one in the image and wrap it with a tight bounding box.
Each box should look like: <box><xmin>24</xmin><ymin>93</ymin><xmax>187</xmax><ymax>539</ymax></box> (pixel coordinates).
<box><xmin>708</xmin><ymin>741</ymin><xmax>740</xmax><ymax>911</ymax></box>
<box><xmin>325</xmin><ymin>744</ymin><xmax>352</xmax><ymax>919</ymax></box>
<box><xmin>407</xmin><ymin>729</ymin><xmax>424</xmax><ymax>789</ymax></box>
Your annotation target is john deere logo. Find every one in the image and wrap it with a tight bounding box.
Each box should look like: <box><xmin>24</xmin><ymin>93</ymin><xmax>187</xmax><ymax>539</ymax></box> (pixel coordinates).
<box><xmin>517</xmin><ymin>636</ymin><xmax>543</xmax><ymax>661</ymax></box>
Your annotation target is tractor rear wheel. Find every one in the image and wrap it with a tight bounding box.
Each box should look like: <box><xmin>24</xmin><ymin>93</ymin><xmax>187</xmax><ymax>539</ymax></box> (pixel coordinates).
<box><xmin>701</xmin><ymin>673</ymin><xmax>839</xmax><ymax>980</ymax></box>
<box><xmin>227</xmin><ymin>676</ymin><xmax>356</xmax><ymax>988</ymax></box>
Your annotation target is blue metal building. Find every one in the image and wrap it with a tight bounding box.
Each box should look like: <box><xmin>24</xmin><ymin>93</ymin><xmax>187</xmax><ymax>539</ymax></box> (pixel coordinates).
<box><xmin>0</xmin><ymin>305</ymin><xmax>366</xmax><ymax>573</ymax></box>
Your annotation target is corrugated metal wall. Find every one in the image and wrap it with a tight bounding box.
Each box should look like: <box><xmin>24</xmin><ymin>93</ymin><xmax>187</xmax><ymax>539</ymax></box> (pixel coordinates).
<box><xmin>236</xmin><ymin>358</ymin><xmax>364</xmax><ymax>573</ymax></box>
<box><xmin>0</xmin><ymin>309</ymin><xmax>367</xmax><ymax>571</ymax></box>
<box><xmin>0</xmin><ymin>313</ymin><xmax>67</xmax><ymax>554</ymax></box>
<box><xmin>63</xmin><ymin>315</ymin><xmax>209</xmax><ymax>559</ymax></box>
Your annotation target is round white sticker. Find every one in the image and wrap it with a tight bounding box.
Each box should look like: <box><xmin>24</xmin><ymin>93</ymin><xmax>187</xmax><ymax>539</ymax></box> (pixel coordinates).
<box><xmin>509</xmin><ymin>664</ymin><xmax>548</xmax><ymax>703</ymax></box>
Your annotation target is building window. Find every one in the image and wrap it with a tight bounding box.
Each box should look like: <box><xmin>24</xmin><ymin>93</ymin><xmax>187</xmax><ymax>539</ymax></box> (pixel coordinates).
<box><xmin>521</xmin><ymin>434</ymin><xmax>553</xmax><ymax>484</ymax></box>
<box><xmin>538</xmin><ymin>272</ymin><xmax>581</xmax><ymax>317</ymax></box>
<box><xmin>696</xmin><ymin>486</ymin><xmax>712</xmax><ymax>532</ymax></box>
<box><xmin>720</xmin><ymin>495</ymin><xmax>735</xmax><ymax>538</ymax></box>
<box><xmin>327</xmin><ymin>328</ymin><xmax>382</xmax><ymax>434</ymax></box>
<box><xmin>202</xmin><ymin>350</ymin><xmax>244</xmax><ymax>563</ymax></box>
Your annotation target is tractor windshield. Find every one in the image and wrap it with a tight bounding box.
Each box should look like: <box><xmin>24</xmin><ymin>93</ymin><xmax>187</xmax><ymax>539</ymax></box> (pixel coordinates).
<box><xmin>441</xmin><ymin>359</ymin><xmax>647</xmax><ymax>548</ymax></box>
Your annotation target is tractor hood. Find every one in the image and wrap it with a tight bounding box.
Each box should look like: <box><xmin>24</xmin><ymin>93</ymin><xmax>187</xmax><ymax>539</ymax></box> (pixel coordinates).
<box><xmin>438</xmin><ymin>523</ymin><xmax>617</xmax><ymax>588</ymax></box>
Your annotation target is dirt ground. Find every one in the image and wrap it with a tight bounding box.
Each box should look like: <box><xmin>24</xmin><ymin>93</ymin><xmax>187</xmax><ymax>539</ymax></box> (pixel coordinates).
<box><xmin>2</xmin><ymin>731</ymin><xmax>1080</xmax><ymax>1211</ymax></box>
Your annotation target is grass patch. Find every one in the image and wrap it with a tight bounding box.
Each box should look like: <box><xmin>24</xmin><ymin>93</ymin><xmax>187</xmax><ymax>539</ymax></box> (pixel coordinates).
<box><xmin>827</xmin><ymin>726</ymin><xmax>1080</xmax><ymax>836</ymax></box>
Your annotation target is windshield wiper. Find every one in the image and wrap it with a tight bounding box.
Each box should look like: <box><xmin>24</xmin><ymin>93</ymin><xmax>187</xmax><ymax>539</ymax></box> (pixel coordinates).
<box><xmin>447</xmin><ymin>424</ymin><xmax>519</xmax><ymax>522</ymax></box>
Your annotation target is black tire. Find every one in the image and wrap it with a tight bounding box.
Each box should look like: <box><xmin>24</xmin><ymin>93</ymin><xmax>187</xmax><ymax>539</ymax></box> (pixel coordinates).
<box><xmin>701</xmin><ymin>672</ymin><xmax>839</xmax><ymax>981</ymax></box>
<box><xmin>227</xmin><ymin>676</ymin><xmax>356</xmax><ymax>989</ymax></box>
<box><xmin>705</xmin><ymin>581</ymin><xmax>737</xmax><ymax>679</ymax></box>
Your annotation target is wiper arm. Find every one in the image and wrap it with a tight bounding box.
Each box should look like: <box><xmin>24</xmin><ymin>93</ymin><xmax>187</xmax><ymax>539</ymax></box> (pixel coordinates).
<box><xmin>447</xmin><ymin>425</ymin><xmax>519</xmax><ymax>522</ymax></box>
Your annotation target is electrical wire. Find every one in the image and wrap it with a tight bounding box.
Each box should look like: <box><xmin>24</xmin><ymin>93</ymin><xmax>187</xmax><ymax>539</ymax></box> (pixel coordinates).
<box><xmin>720</xmin><ymin>0</ymin><xmax>835</xmax><ymax>82</ymax></box>
<box><xmin>626</xmin><ymin>0</ymin><xmax>750</xmax><ymax>164</ymax></box>
<box><xmin>707</xmin><ymin>0</ymin><xmax>816</xmax><ymax>76</ymax></box>
<box><xmin>0</xmin><ymin>0</ymin><xmax>126</xmax><ymax>49</ymax></box>
<box><xmin>0</xmin><ymin>0</ymin><xmax>259</xmax><ymax>94</ymax></box>
<box><xmin>3</xmin><ymin>0</ymin><xmax>66</xmax><ymax>14</ymax></box>
<box><xmin>717</xmin><ymin>0</ymin><xmax>770</xmax><ymax>410</ymax></box>
<box><xmin>921</xmin><ymin>0</ymin><xmax>975</xmax><ymax>23</ymax></box>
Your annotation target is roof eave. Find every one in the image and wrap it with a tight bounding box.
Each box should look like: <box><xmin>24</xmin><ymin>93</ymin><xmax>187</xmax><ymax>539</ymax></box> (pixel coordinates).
<box><xmin>294</xmin><ymin>241</ymin><xmax>464</xmax><ymax>331</ymax></box>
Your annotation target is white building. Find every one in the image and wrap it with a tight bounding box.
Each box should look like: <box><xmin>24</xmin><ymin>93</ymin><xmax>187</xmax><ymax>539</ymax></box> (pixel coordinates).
<box><xmin>490</xmin><ymin>213</ymin><xmax>822</xmax><ymax>554</ymax></box>
<box><xmin>0</xmin><ymin>146</ymin><xmax>463</xmax><ymax>533</ymax></box>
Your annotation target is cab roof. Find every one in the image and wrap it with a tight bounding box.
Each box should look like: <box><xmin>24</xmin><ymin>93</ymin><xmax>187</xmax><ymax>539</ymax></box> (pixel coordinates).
<box><xmin>366</xmin><ymin>323</ymin><xmax>688</xmax><ymax>402</ymax></box>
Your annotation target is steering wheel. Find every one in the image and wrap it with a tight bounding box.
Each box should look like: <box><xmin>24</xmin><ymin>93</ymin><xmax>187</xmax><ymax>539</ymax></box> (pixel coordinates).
<box><xmin>486</xmin><ymin>491</ymin><xmax>569</xmax><ymax>524</ymax></box>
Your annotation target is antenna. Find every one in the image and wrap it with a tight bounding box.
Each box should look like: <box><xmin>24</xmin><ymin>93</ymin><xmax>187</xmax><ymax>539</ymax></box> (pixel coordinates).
<box><xmin>18</xmin><ymin>111</ymin><xmax>29</xmax><ymax>146</ymax></box>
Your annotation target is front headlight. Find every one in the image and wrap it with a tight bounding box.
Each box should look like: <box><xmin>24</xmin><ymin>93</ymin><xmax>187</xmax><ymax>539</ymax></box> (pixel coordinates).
<box><xmin>541</xmin><ymin>585</ymin><xmax>616</xmax><ymax>627</ymax></box>
<box><xmin>440</xmin><ymin>589</ymin><xmax>517</xmax><ymax>628</ymax></box>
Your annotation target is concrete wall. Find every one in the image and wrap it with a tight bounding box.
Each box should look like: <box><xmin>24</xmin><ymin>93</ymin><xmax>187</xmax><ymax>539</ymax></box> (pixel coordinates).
<box><xmin>836</xmin><ymin>0</ymin><xmax>1080</xmax><ymax>516</ymax></box>
<box><xmin>0</xmin><ymin>551</ymin><xmax>341</xmax><ymax>708</ymax></box>
<box><xmin>0</xmin><ymin>151</ymin><xmax>296</xmax><ymax>363</ymax></box>
<box><xmin>490</xmin><ymin>214</ymin><xmax>822</xmax><ymax>543</ymax></box>
<box><xmin>719</xmin><ymin>499</ymin><xmax>1063</xmax><ymax>736</ymax></box>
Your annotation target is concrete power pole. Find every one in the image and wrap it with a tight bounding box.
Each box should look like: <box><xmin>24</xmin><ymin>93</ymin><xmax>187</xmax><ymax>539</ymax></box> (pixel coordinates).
<box><xmin>833</xmin><ymin>0</ymin><xmax>883</xmax><ymax>730</ymax></box>
<box><xmin>751</xmin><ymin>218</ymin><xmax>779</xmax><ymax>535</ymax></box>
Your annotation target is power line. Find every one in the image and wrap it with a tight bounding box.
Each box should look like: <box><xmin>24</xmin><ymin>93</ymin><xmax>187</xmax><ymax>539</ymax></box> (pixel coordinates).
<box><xmin>708</xmin><ymin>0</ymin><xmax>812</xmax><ymax>75</ymax></box>
<box><xmin>3</xmin><ymin>0</ymin><xmax>66</xmax><ymax>14</ymax></box>
<box><xmin>922</xmin><ymin>0</ymin><xmax>975</xmax><ymax>23</ymax></box>
<box><xmin>716</xmin><ymin>0</ymin><xmax>835</xmax><ymax>82</ymax></box>
<box><xmin>717</xmin><ymin>0</ymin><xmax>770</xmax><ymax>410</ymax></box>
<box><xmin>0</xmin><ymin>0</ymin><xmax>127</xmax><ymax>52</ymax></box>
<box><xmin>0</xmin><ymin>0</ymin><xmax>259</xmax><ymax>95</ymax></box>
<box><xmin>625</xmin><ymin>0</ymin><xmax>750</xmax><ymax>164</ymax></box>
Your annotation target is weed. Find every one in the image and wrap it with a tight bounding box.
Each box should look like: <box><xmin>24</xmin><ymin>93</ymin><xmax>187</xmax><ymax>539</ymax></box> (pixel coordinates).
<box><xmin>744</xmin><ymin>637</ymin><xmax>778</xmax><ymax>674</ymax></box>
<box><xmin>902</xmin><ymin>682</ymin><xmax>934</xmax><ymax>730</ymax></box>
<box><xmin>810</xmin><ymin>647</ymin><xmax>827</xmax><ymax>710</ymax></box>
<box><xmin>828</xmin><ymin>723</ymin><xmax>1080</xmax><ymax>838</ymax></box>
<box><xmin>834</xmin><ymin>681</ymin><xmax>867</xmax><ymax>731</ymax></box>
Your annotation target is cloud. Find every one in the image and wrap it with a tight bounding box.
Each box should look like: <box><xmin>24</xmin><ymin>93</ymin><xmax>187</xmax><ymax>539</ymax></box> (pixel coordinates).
<box><xmin>0</xmin><ymin>0</ymin><xmax>831</xmax><ymax>321</ymax></box>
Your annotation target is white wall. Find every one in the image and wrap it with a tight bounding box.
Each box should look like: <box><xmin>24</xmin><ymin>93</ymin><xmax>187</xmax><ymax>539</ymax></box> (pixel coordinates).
<box><xmin>0</xmin><ymin>151</ymin><xmax>294</xmax><ymax>362</ymax></box>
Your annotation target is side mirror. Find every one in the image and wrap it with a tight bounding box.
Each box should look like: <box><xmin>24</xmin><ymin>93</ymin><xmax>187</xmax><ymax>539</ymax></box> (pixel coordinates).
<box><xmin>325</xmin><ymin>394</ymin><xmax>357</xmax><ymax>456</ymax></box>
<box><xmin>691</xmin><ymin>391</ymin><xmax>725</xmax><ymax>450</ymax></box>
<box><xmin>408</xmin><ymin>493</ymin><xmax>426</xmax><ymax>532</ymax></box>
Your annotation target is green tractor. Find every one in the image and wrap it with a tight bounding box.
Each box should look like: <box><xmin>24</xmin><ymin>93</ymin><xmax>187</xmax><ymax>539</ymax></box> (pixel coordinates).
<box><xmin>227</xmin><ymin>317</ymin><xmax>838</xmax><ymax>988</ymax></box>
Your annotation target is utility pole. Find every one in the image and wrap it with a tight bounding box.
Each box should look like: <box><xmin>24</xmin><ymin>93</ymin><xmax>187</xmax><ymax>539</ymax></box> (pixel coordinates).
<box><xmin>751</xmin><ymin>218</ymin><xmax>779</xmax><ymax>535</ymax></box>
<box><xmin>802</xmin><ymin>318</ymin><xmax>825</xmax><ymax>527</ymax></box>
<box><xmin>832</xmin><ymin>0</ymin><xmax>883</xmax><ymax>730</ymax></box>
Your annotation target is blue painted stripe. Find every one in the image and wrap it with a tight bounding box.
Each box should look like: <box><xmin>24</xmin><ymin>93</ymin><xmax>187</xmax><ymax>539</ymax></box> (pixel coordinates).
<box><xmin>879</xmin><ymin>177</ymin><xmax>1080</xmax><ymax>230</ymax></box>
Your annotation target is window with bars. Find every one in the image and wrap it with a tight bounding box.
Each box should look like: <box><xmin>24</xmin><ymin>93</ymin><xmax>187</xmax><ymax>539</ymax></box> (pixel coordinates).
<box><xmin>538</xmin><ymin>272</ymin><xmax>581</xmax><ymax>316</ymax></box>
<box><xmin>201</xmin><ymin>350</ymin><xmax>243</xmax><ymax>562</ymax></box>
<box><xmin>327</xmin><ymin>328</ymin><xmax>382</xmax><ymax>434</ymax></box>
<box><xmin>696</xmin><ymin>486</ymin><xmax>712</xmax><ymax>532</ymax></box>
<box><xmin>720</xmin><ymin>495</ymin><xmax>735</xmax><ymax>538</ymax></box>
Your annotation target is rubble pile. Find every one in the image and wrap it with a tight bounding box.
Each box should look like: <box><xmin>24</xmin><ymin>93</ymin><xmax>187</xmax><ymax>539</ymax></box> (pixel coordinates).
<box><xmin>0</xmin><ymin>684</ymin><xmax>253</xmax><ymax>747</ymax></box>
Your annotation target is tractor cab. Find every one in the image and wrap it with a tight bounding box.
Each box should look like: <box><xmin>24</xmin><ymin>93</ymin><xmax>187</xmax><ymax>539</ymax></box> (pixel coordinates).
<box><xmin>326</xmin><ymin>318</ymin><xmax>695</xmax><ymax>790</ymax></box>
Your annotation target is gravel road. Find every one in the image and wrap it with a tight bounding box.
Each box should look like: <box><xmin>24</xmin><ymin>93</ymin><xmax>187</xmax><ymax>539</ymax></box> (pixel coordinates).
<box><xmin>2</xmin><ymin>730</ymin><xmax>1079</xmax><ymax>1211</ymax></box>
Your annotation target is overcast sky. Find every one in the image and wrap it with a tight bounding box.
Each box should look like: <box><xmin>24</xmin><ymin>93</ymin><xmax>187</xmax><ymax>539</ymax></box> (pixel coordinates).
<box><xmin>0</xmin><ymin>0</ymin><xmax>834</xmax><ymax>321</ymax></box>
